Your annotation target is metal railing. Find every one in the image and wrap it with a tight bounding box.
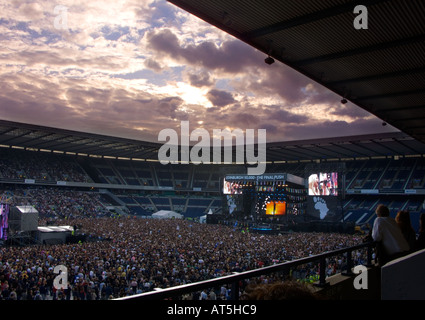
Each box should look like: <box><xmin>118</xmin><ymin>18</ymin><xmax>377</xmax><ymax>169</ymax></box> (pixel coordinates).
<box><xmin>115</xmin><ymin>241</ymin><xmax>376</xmax><ymax>300</ymax></box>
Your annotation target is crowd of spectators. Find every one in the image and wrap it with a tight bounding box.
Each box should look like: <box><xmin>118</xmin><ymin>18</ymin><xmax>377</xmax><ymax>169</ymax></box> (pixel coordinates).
<box><xmin>1</xmin><ymin>187</ymin><xmax>111</xmax><ymax>218</ymax></box>
<box><xmin>0</xmin><ymin>217</ymin><xmax>365</xmax><ymax>300</ymax></box>
<box><xmin>0</xmin><ymin>149</ymin><xmax>91</xmax><ymax>183</ymax></box>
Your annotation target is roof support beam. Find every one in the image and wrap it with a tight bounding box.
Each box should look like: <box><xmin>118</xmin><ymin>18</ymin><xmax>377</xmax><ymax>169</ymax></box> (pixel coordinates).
<box><xmin>326</xmin><ymin>67</ymin><xmax>425</xmax><ymax>86</ymax></box>
<box><xmin>392</xmin><ymin>116</ymin><xmax>425</xmax><ymax>123</ymax></box>
<box><xmin>243</xmin><ymin>0</ymin><xmax>390</xmax><ymax>39</ymax></box>
<box><xmin>349</xmin><ymin>141</ymin><xmax>387</xmax><ymax>157</ymax></box>
<box><xmin>376</xmin><ymin>105</ymin><xmax>425</xmax><ymax>113</ymax></box>
<box><xmin>354</xmin><ymin>88</ymin><xmax>425</xmax><ymax>101</ymax></box>
<box><xmin>0</xmin><ymin>130</ymin><xmax>33</xmax><ymax>145</ymax></box>
<box><xmin>26</xmin><ymin>136</ymin><xmax>87</xmax><ymax>150</ymax></box>
<box><xmin>294</xmin><ymin>34</ymin><xmax>425</xmax><ymax>67</ymax></box>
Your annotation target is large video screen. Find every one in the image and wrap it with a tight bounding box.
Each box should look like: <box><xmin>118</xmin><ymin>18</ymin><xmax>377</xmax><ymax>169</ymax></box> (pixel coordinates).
<box><xmin>223</xmin><ymin>179</ymin><xmax>243</xmax><ymax>195</ymax></box>
<box><xmin>308</xmin><ymin>172</ymin><xmax>338</xmax><ymax>196</ymax></box>
<box><xmin>265</xmin><ymin>201</ymin><xmax>286</xmax><ymax>216</ymax></box>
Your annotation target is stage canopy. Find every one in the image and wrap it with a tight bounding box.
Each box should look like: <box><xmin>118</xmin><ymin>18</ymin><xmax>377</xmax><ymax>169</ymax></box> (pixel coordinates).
<box><xmin>151</xmin><ymin>210</ymin><xmax>183</xmax><ymax>219</ymax></box>
<box><xmin>37</xmin><ymin>225</ymin><xmax>74</xmax><ymax>233</ymax></box>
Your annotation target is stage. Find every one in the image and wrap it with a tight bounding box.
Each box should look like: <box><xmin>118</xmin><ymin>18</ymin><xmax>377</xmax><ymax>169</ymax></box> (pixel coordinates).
<box><xmin>37</xmin><ymin>225</ymin><xmax>74</xmax><ymax>244</ymax></box>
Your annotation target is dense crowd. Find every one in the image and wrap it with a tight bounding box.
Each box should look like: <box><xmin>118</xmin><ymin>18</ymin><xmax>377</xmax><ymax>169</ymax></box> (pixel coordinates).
<box><xmin>0</xmin><ymin>217</ymin><xmax>365</xmax><ymax>300</ymax></box>
<box><xmin>0</xmin><ymin>149</ymin><xmax>91</xmax><ymax>183</ymax></box>
<box><xmin>0</xmin><ymin>187</ymin><xmax>111</xmax><ymax>218</ymax></box>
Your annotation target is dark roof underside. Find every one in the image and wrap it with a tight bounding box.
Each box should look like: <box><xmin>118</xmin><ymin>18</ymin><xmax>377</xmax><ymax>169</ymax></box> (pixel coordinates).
<box><xmin>167</xmin><ymin>0</ymin><xmax>425</xmax><ymax>143</ymax></box>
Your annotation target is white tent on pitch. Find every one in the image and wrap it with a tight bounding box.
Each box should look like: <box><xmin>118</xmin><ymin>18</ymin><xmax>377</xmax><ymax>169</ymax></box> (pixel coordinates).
<box><xmin>151</xmin><ymin>210</ymin><xmax>183</xmax><ymax>219</ymax></box>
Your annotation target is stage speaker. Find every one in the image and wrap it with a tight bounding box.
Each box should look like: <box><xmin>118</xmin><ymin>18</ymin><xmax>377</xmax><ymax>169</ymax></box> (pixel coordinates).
<box><xmin>9</xmin><ymin>206</ymin><xmax>39</xmax><ymax>232</ymax></box>
<box><xmin>206</xmin><ymin>214</ymin><xmax>222</xmax><ymax>224</ymax></box>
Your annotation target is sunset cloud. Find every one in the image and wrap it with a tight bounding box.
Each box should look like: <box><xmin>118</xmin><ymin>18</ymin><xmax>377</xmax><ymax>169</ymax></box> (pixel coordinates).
<box><xmin>0</xmin><ymin>0</ymin><xmax>398</xmax><ymax>144</ymax></box>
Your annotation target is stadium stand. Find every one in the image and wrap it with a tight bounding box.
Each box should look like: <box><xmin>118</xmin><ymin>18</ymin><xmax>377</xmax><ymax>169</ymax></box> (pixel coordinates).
<box><xmin>1</xmin><ymin>143</ymin><xmax>424</xmax><ymax>229</ymax></box>
<box><xmin>0</xmin><ymin>148</ymin><xmax>92</xmax><ymax>183</ymax></box>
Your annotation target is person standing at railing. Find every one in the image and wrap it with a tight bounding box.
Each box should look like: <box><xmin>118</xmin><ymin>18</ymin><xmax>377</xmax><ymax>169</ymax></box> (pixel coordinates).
<box><xmin>395</xmin><ymin>210</ymin><xmax>416</xmax><ymax>251</ymax></box>
<box><xmin>372</xmin><ymin>204</ymin><xmax>410</xmax><ymax>266</ymax></box>
<box><xmin>415</xmin><ymin>213</ymin><xmax>425</xmax><ymax>251</ymax></box>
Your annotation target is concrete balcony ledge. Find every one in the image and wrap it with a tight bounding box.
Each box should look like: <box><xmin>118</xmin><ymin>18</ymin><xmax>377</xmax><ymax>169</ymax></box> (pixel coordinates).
<box><xmin>381</xmin><ymin>249</ymin><xmax>425</xmax><ymax>300</ymax></box>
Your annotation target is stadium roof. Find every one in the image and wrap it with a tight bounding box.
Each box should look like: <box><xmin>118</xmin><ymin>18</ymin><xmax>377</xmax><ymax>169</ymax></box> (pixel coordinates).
<box><xmin>1</xmin><ymin>119</ymin><xmax>425</xmax><ymax>163</ymax></box>
<box><xmin>0</xmin><ymin>119</ymin><xmax>161</xmax><ymax>160</ymax></box>
<box><xmin>167</xmin><ymin>0</ymin><xmax>425</xmax><ymax>144</ymax></box>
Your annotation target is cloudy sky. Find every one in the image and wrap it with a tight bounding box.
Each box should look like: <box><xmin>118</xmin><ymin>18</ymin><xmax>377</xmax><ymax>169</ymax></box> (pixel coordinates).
<box><xmin>0</xmin><ymin>0</ymin><xmax>398</xmax><ymax>143</ymax></box>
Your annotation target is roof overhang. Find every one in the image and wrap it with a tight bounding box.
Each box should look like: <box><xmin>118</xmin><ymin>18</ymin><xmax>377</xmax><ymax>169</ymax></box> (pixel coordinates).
<box><xmin>0</xmin><ymin>119</ymin><xmax>424</xmax><ymax>163</ymax></box>
<box><xmin>0</xmin><ymin>119</ymin><xmax>162</xmax><ymax>160</ymax></box>
<box><xmin>167</xmin><ymin>0</ymin><xmax>425</xmax><ymax>143</ymax></box>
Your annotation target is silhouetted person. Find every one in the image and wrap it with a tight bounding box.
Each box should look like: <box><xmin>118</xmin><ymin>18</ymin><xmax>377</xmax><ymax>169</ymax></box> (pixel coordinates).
<box><xmin>415</xmin><ymin>213</ymin><xmax>425</xmax><ymax>251</ymax></box>
<box><xmin>372</xmin><ymin>204</ymin><xmax>410</xmax><ymax>266</ymax></box>
<box><xmin>395</xmin><ymin>210</ymin><xmax>416</xmax><ymax>251</ymax></box>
